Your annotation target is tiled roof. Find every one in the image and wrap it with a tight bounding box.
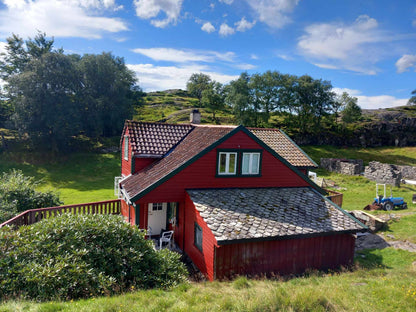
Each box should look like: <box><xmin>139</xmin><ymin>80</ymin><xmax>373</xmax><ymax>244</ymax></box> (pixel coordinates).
<box><xmin>123</xmin><ymin>120</ymin><xmax>194</xmax><ymax>156</ymax></box>
<box><xmin>187</xmin><ymin>187</ymin><xmax>365</xmax><ymax>243</ymax></box>
<box><xmin>121</xmin><ymin>126</ymin><xmax>235</xmax><ymax>200</ymax></box>
<box><xmin>249</xmin><ymin>128</ymin><xmax>317</xmax><ymax>168</ymax></box>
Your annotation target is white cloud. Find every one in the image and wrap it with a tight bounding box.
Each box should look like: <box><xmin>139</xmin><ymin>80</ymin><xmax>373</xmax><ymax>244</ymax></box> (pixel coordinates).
<box><xmin>297</xmin><ymin>15</ymin><xmax>401</xmax><ymax>74</ymax></box>
<box><xmin>134</xmin><ymin>0</ymin><xmax>183</xmax><ymax>28</ymax></box>
<box><xmin>0</xmin><ymin>0</ymin><xmax>127</xmax><ymax>39</ymax></box>
<box><xmin>131</xmin><ymin>47</ymin><xmax>236</xmax><ymax>63</ymax></box>
<box><xmin>219</xmin><ymin>0</ymin><xmax>234</xmax><ymax>4</ymax></box>
<box><xmin>235</xmin><ymin>63</ymin><xmax>256</xmax><ymax>70</ymax></box>
<box><xmin>235</xmin><ymin>17</ymin><xmax>256</xmax><ymax>32</ymax></box>
<box><xmin>201</xmin><ymin>22</ymin><xmax>215</xmax><ymax>33</ymax></box>
<box><xmin>219</xmin><ymin>23</ymin><xmax>235</xmax><ymax>36</ymax></box>
<box><xmin>396</xmin><ymin>54</ymin><xmax>416</xmax><ymax>73</ymax></box>
<box><xmin>127</xmin><ymin>63</ymin><xmax>238</xmax><ymax>91</ymax></box>
<box><xmin>333</xmin><ymin>88</ymin><xmax>408</xmax><ymax>109</ymax></box>
<box><xmin>250</xmin><ymin>54</ymin><xmax>259</xmax><ymax>60</ymax></box>
<box><xmin>245</xmin><ymin>0</ymin><xmax>299</xmax><ymax>29</ymax></box>
<box><xmin>277</xmin><ymin>54</ymin><xmax>294</xmax><ymax>61</ymax></box>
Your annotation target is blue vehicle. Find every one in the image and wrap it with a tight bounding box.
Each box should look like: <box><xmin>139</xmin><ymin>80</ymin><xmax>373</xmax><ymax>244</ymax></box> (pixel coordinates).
<box><xmin>373</xmin><ymin>183</ymin><xmax>407</xmax><ymax>211</ymax></box>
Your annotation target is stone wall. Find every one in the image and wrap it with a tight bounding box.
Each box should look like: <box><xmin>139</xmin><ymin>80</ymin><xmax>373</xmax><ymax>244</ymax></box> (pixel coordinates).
<box><xmin>364</xmin><ymin>161</ymin><xmax>402</xmax><ymax>187</ymax></box>
<box><xmin>397</xmin><ymin>165</ymin><xmax>416</xmax><ymax>180</ymax></box>
<box><xmin>320</xmin><ymin>158</ymin><xmax>363</xmax><ymax>175</ymax></box>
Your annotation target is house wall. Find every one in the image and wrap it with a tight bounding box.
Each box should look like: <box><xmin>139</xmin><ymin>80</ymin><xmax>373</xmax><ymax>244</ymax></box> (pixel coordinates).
<box><xmin>121</xmin><ymin>128</ymin><xmax>132</xmax><ymax>177</ymax></box>
<box><xmin>137</xmin><ymin>130</ymin><xmax>310</xmax><ymax>205</ymax></box>
<box><xmin>214</xmin><ymin>233</ymin><xmax>355</xmax><ymax>280</ymax></box>
<box><xmin>134</xmin><ymin>158</ymin><xmax>157</xmax><ymax>173</ymax></box>
<box><xmin>120</xmin><ymin>199</ymin><xmax>135</xmax><ymax>226</ymax></box>
<box><xmin>184</xmin><ymin>193</ymin><xmax>217</xmax><ymax>280</ymax></box>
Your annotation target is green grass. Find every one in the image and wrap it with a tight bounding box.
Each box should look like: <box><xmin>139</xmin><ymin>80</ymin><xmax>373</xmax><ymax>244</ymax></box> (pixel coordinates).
<box><xmin>380</xmin><ymin>214</ymin><xmax>416</xmax><ymax>244</ymax></box>
<box><xmin>1</xmin><ymin>248</ymin><xmax>415</xmax><ymax>311</ymax></box>
<box><xmin>0</xmin><ymin>152</ymin><xmax>120</xmax><ymax>204</ymax></box>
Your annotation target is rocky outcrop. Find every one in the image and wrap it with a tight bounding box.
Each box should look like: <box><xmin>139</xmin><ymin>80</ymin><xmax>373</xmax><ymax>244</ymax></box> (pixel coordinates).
<box><xmin>320</xmin><ymin>158</ymin><xmax>363</xmax><ymax>175</ymax></box>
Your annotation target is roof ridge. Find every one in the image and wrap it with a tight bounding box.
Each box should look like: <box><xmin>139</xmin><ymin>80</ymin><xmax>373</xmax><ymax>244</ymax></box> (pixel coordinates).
<box><xmin>126</xmin><ymin>120</ymin><xmax>194</xmax><ymax>127</ymax></box>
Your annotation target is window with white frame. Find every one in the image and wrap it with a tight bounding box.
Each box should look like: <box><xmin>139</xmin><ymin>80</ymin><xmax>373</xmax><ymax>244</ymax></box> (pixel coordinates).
<box><xmin>152</xmin><ymin>203</ymin><xmax>163</xmax><ymax>211</ymax></box>
<box><xmin>241</xmin><ymin>152</ymin><xmax>260</xmax><ymax>175</ymax></box>
<box><xmin>124</xmin><ymin>135</ymin><xmax>129</xmax><ymax>161</ymax></box>
<box><xmin>218</xmin><ymin>152</ymin><xmax>237</xmax><ymax>175</ymax></box>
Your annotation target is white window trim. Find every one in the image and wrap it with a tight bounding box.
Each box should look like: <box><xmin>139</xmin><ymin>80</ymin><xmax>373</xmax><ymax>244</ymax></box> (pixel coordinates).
<box><xmin>242</xmin><ymin>152</ymin><xmax>260</xmax><ymax>175</ymax></box>
<box><xmin>218</xmin><ymin>152</ymin><xmax>237</xmax><ymax>175</ymax></box>
<box><xmin>124</xmin><ymin>135</ymin><xmax>129</xmax><ymax>161</ymax></box>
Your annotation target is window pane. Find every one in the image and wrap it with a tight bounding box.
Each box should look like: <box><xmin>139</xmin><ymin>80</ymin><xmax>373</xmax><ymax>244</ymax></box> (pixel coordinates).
<box><xmin>252</xmin><ymin>154</ymin><xmax>259</xmax><ymax>174</ymax></box>
<box><xmin>242</xmin><ymin>154</ymin><xmax>250</xmax><ymax>174</ymax></box>
<box><xmin>219</xmin><ymin>153</ymin><xmax>226</xmax><ymax>173</ymax></box>
<box><xmin>228</xmin><ymin>153</ymin><xmax>236</xmax><ymax>173</ymax></box>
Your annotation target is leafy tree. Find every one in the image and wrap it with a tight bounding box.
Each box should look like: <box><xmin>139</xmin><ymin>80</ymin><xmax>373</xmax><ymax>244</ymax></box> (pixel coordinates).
<box><xmin>408</xmin><ymin>89</ymin><xmax>416</xmax><ymax>106</ymax></box>
<box><xmin>186</xmin><ymin>73</ymin><xmax>212</xmax><ymax>106</ymax></box>
<box><xmin>332</xmin><ymin>92</ymin><xmax>352</xmax><ymax>125</ymax></box>
<box><xmin>225</xmin><ymin>72</ymin><xmax>256</xmax><ymax>126</ymax></box>
<box><xmin>77</xmin><ymin>52</ymin><xmax>138</xmax><ymax>137</ymax></box>
<box><xmin>0</xmin><ymin>169</ymin><xmax>62</xmax><ymax>223</ymax></box>
<box><xmin>250</xmin><ymin>71</ymin><xmax>284</xmax><ymax>125</ymax></box>
<box><xmin>201</xmin><ymin>81</ymin><xmax>225</xmax><ymax>122</ymax></box>
<box><xmin>342</xmin><ymin>96</ymin><xmax>362</xmax><ymax>123</ymax></box>
<box><xmin>7</xmin><ymin>51</ymin><xmax>81</xmax><ymax>151</ymax></box>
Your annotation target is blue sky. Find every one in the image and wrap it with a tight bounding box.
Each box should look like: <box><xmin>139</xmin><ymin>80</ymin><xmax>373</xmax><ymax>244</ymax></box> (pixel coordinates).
<box><xmin>0</xmin><ymin>0</ymin><xmax>415</xmax><ymax>109</ymax></box>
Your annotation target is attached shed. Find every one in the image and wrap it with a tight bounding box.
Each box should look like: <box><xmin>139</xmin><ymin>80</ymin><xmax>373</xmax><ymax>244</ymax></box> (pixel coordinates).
<box><xmin>186</xmin><ymin>187</ymin><xmax>364</xmax><ymax>280</ymax></box>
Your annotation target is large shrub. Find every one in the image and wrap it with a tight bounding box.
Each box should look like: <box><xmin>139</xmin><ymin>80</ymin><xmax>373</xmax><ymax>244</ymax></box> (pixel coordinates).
<box><xmin>0</xmin><ymin>214</ymin><xmax>187</xmax><ymax>301</ymax></box>
<box><xmin>0</xmin><ymin>169</ymin><xmax>62</xmax><ymax>223</ymax></box>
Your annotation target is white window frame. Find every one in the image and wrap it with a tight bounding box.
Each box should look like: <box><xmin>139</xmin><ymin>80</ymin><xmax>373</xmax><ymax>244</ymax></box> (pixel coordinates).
<box><xmin>218</xmin><ymin>152</ymin><xmax>237</xmax><ymax>175</ymax></box>
<box><xmin>151</xmin><ymin>202</ymin><xmax>164</xmax><ymax>211</ymax></box>
<box><xmin>124</xmin><ymin>135</ymin><xmax>129</xmax><ymax>161</ymax></box>
<box><xmin>241</xmin><ymin>152</ymin><xmax>260</xmax><ymax>175</ymax></box>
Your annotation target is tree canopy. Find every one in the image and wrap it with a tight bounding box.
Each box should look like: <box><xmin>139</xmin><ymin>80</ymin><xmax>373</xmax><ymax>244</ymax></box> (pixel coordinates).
<box><xmin>0</xmin><ymin>32</ymin><xmax>140</xmax><ymax>151</ymax></box>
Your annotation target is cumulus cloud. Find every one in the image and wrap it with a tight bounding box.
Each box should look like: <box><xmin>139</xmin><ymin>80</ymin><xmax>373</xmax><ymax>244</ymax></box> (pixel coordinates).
<box><xmin>396</xmin><ymin>54</ymin><xmax>416</xmax><ymax>73</ymax></box>
<box><xmin>333</xmin><ymin>88</ymin><xmax>408</xmax><ymax>109</ymax></box>
<box><xmin>219</xmin><ymin>23</ymin><xmax>235</xmax><ymax>36</ymax></box>
<box><xmin>0</xmin><ymin>0</ymin><xmax>127</xmax><ymax>39</ymax></box>
<box><xmin>201</xmin><ymin>22</ymin><xmax>215</xmax><ymax>33</ymax></box>
<box><xmin>131</xmin><ymin>47</ymin><xmax>236</xmax><ymax>63</ymax></box>
<box><xmin>235</xmin><ymin>17</ymin><xmax>256</xmax><ymax>32</ymax></box>
<box><xmin>127</xmin><ymin>63</ymin><xmax>238</xmax><ymax>91</ymax></box>
<box><xmin>134</xmin><ymin>0</ymin><xmax>183</xmax><ymax>28</ymax></box>
<box><xmin>297</xmin><ymin>15</ymin><xmax>399</xmax><ymax>74</ymax></box>
<box><xmin>245</xmin><ymin>0</ymin><xmax>299</xmax><ymax>29</ymax></box>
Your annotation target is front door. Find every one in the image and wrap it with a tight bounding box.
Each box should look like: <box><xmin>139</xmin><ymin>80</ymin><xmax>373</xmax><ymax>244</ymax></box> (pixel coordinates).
<box><xmin>148</xmin><ymin>203</ymin><xmax>167</xmax><ymax>235</ymax></box>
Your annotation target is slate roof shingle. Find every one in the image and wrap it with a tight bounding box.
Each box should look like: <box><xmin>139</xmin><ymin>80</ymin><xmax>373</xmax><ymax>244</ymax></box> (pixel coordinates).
<box><xmin>249</xmin><ymin>128</ymin><xmax>317</xmax><ymax>168</ymax></box>
<box><xmin>187</xmin><ymin>187</ymin><xmax>365</xmax><ymax>243</ymax></box>
<box><xmin>123</xmin><ymin>120</ymin><xmax>194</xmax><ymax>156</ymax></box>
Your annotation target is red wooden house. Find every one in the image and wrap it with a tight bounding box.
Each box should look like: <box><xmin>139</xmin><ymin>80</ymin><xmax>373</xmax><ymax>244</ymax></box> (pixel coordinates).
<box><xmin>118</xmin><ymin>117</ymin><xmax>366</xmax><ymax>280</ymax></box>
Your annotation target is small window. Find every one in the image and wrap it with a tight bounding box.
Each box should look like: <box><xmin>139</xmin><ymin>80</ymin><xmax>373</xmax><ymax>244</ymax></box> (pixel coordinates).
<box><xmin>218</xmin><ymin>152</ymin><xmax>237</xmax><ymax>175</ymax></box>
<box><xmin>242</xmin><ymin>152</ymin><xmax>260</xmax><ymax>175</ymax></box>
<box><xmin>194</xmin><ymin>223</ymin><xmax>203</xmax><ymax>252</ymax></box>
<box><xmin>124</xmin><ymin>135</ymin><xmax>129</xmax><ymax>161</ymax></box>
<box><xmin>152</xmin><ymin>203</ymin><xmax>163</xmax><ymax>211</ymax></box>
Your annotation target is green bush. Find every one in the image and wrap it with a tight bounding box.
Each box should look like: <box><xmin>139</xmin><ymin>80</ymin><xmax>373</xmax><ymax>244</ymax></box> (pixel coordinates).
<box><xmin>0</xmin><ymin>214</ymin><xmax>187</xmax><ymax>301</ymax></box>
<box><xmin>0</xmin><ymin>169</ymin><xmax>62</xmax><ymax>223</ymax></box>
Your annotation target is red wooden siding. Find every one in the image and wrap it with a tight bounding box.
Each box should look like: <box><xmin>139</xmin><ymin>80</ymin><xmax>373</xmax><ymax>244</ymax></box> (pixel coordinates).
<box><xmin>214</xmin><ymin>234</ymin><xmax>355</xmax><ymax>280</ymax></box>
<box><xmin>134</xmin><ymin>158</ymin><xmax>157</xmax><ymax>173</ymax></box>
<box><xmin>121</xmin><ymin>128</ymin><xmax>132</xmax><ymax>177</ymax></box>
<box><xmin>138</xmin><ymin>130</ymin><xmax>310</xmax><ymax>204</ymax></box>
<box><xmin>120</xmin><ymin>199</ymin><xmax>135</xmax><ymax>225</ymax></box>
<box><xmin>183</xmin><ymin>193</ymin><xmax>218</xmax><ymax>280</ymax></box>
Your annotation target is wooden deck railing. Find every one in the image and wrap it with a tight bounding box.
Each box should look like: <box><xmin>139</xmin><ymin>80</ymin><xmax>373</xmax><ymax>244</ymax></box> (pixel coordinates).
<box><xmin>325</xmin><ymin>189</ymin><xmax>343</xmax><ymax>207</ymax></box>
<box><xmin>0</xmin><ymin>199</ymin><xmax>121</xmax><ymax>229</ymax></box>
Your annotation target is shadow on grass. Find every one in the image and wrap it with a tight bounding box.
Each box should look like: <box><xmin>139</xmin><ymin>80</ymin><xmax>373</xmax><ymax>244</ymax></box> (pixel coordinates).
<box><xmin>354</xmin><ymin>249</ymin><xmax>390</xmax><ymax>270</ymax></box>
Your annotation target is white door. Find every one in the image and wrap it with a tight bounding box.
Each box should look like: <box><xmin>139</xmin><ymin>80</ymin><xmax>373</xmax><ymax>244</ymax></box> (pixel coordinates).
<box><xmin>148</xmin><ymin>203</ymin><xmax>167</xmax><ymax>235</ymax></box>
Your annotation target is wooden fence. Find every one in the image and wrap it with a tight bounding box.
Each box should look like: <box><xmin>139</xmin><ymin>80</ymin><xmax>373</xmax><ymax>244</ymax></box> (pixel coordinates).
<box><xmin>325</xmin><ymin>189</ymin><xmax>343</xmax><ymax>207</ymax></box>
<box><xmin>0</xmin><ymin>199</ymin><xmax>121</xmax><ymax>229</ymax></box>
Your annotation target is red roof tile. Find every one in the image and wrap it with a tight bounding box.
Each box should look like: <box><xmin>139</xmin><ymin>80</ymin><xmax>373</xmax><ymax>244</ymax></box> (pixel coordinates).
<box><xmin>123</xmin><ymin>120</ymin><xmax>194</xmax><ymax>156</ymax></box>
<box><xmin>249</xmin><ymin>128</ymin><xmax>317</xmax><ymax>168</ymax></box>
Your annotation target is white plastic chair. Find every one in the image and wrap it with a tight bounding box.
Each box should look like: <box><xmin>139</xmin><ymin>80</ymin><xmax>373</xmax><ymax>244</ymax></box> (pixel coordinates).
<box><xmin>159</xmin><ymin>230</ymin><xmax>174</xmax><ymax>249</ymax></box>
